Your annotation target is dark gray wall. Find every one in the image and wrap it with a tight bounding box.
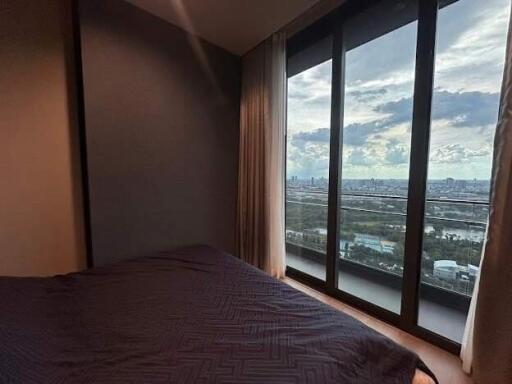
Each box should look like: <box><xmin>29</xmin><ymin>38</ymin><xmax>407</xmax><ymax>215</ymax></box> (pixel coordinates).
<box><xmin>80</xmin><ymin>0</ymin><xmax>240</xmax><ymax>265</ymax></box>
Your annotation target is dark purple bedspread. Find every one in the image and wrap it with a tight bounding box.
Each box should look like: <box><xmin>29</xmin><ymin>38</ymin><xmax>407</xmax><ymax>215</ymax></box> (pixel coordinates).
<box><xmin>0</xmin><ymin>245</ymin><xmax>433</xmax><ymax>383</ymax></box>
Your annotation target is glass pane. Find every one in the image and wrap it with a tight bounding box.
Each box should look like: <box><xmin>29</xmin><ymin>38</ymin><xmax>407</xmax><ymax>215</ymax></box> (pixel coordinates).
<box><xmin>286</xmin><ymin>47</ymin><xmax>332</xmax><ymax>281</ymax></box>
<box><xmin>338</xmin><ymin>0</ymin><xmax>418</xmax><ymax>313</ymax></box>
<box><xmin>418</xmin><ymin>0</ymin><xmax>510</xmax><ymax>342</ymax></box>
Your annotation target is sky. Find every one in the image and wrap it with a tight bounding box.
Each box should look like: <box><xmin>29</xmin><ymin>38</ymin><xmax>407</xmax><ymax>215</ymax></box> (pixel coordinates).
<box><xmin>287</xmin><ymin>0</ymin><xmax>511</xmax><ymax>180</ymax></box>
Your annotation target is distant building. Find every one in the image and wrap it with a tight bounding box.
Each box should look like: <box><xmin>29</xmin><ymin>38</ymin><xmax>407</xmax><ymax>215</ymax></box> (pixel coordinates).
<box><xmin>468</xmin><ymin>264</ymin><xmax>479</xmax><ymax>281</ymax></box>
<box><xmin>455</xmin><ymin>179</ymin><xmax>467</xmax><ymax>189</ymax></box>
<box><xmin>445</xmin><ymin>177</ymin><xmax>455</xmax><ymax>188</ymax></box>
<box><xmin>433</xmin><ymin>260</ymin><xmax>479</xmax><ymax>282</ymax></box>
<box><xmin>433</xmin><ymin>260</ymin><xmax>458</xmax><ymax>280</ymax></box>
<box><xmin>458</xmin><ymin>264</ymin><xmax>479</xmax><ymax>282</ymax></box>
<box><xmin>286</xmin><ymin>229</ymin><xmax>303</xmax><ymax>239</ymax></box>
<box><xmin>354</xmin><ymin>233</ymin><xmax>382</xmax><ymax>252</ymax></box>
<box><xmin>303</xmin><ymin>227</ymin><xmax>327</xmax><ymax>246</ymax></box>
<box><xmin>380</xmin><ymin>240</ymin><xmax>396</xmax><ymax>254</ymax></box>
<box><xmin>348</xmin><ymin>233</ymin><xmax>397</xmax><ymax>254</ymax></box>
<box><xmin>339</xmin><ymin>240</ymin><xmax>353</xmax><ymax>257</ymax></box>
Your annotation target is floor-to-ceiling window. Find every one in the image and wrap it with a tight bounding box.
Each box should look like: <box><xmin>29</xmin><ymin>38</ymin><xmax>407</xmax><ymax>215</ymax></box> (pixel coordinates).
<box><xmin>285</xmin><ymin>0</ymin><xmax>510</xmax><ymax>351</ymax></box>
<box><xmin>286</xmin><ymin>37</ymin><xmax>332</xmax><ymax>281</ymax></box>
<box><xmin>337</xmin><ymin>0</ymin><xmax>418</xmax><ymax>314</ymax></box>
<box><xmin>417</xmin><ymin>0</ymin><xmax>510</xmax><ymax>343</ymax></box>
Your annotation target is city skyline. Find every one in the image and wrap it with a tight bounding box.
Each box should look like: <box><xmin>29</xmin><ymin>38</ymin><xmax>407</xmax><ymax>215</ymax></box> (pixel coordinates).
<box><xmin>286</xmin><ymin>176</ymin><xmax>490</xmax><ymax>202</ymax></box>
<box><xmin>286</xmin><ymin>176</ymin><xmax>491</xmax><ymax>181</ymax></box>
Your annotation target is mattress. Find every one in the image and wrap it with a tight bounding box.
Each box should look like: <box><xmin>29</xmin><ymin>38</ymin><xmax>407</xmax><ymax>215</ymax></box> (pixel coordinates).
<box><xmin>0</xmin><ymin>245</ymin><xmax>436</xmax><ymax>383</ymax></box>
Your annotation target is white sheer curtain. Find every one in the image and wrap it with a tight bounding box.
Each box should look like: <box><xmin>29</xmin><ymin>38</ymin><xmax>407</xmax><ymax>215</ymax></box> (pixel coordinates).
<box><xmin>237</xmin><ymin>32</ymin><xmax>287</xmax><ymax>278</ymax></box>
<box><xmin>460</xmin><ymin>226</ymin><xmax>485</xmax><ymax>373</ymax></box>
<box><xmin>460</xmin><ymin>9</ymin><xmax>512</xmax><ymax>381</ymax></box>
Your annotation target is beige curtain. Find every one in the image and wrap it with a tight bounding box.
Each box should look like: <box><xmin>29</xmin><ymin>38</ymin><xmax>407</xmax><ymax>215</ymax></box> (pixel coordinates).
<box><xmin>237</xmin><ymin>32</ymin><xmax>286</xmax><ymax>278</ymax></box>
<box><xmin>463</xmin><ymin>14</ymin><xmax>512</xmax><ymax>382</ymax></box>
<box><xmin>460</xmin><ymin>226</ymin><xmax>485</xmax><ymax>373</ymax></box>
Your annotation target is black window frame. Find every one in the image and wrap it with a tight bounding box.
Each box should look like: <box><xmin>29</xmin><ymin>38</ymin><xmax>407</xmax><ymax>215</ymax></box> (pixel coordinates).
<box><xmin>285</xmin><ymin>0</ymin><xmax>467</xmax><ymax>354</ymax></box>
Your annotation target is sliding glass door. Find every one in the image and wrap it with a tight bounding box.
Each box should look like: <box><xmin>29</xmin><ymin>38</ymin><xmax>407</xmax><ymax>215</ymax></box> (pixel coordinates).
<box><xmin>286</xmin><ymin>0</ymin><xmax>510</xmax><ymax>351</ymax></box>
<box><xmin>286</xmin><ymin>37</ymin><xmax>333</xmax><ymax>281</ymax></box>
<box><xmin>337</xmin><ymin>0</ymin><xmax>419</xmax><ymax>314</ymax></box>
<box><xmin>417</xmin><ymin>0</ymin><xmax>510</xmax><ymax>343</ymax></box>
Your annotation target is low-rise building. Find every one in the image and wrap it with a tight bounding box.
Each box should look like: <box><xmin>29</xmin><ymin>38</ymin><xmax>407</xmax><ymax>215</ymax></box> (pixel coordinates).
<box><xmin>433</xmin><ymin>260</ymin><xmax>459</xmax><ymax>280</ymax></box>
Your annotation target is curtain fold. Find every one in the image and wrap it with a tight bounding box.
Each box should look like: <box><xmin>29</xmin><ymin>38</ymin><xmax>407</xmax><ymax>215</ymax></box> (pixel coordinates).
<box><xmin>237</xmin><ymin>32</ymin><xmax>286</xmax><ymax>278</ymax></box>
<box><xmin>460</xmin><ymin>225</ymin><xmax>485</xmax><ymax>373</ymax></box>
<box><xmin>461</xmin><ymin>10</ymin><xmax>512</xmax><ymax>382</ymax></box>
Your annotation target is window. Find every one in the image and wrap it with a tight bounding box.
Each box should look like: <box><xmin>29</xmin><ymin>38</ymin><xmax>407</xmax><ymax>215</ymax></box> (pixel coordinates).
<box><xmin>286</xmin><ymin>38</ymin><xmax>332</xmax><ymax>281</ymax></box>
<box><xmin>418</xmin><ymin>0</ymin><xmax>510</xmax><ymax>342</ymax></box>
<box><xmin>285</xmin><ymin>0</ymin><xmax>510</xmax><ymax>350</ymax></box>
<box><xmin>338</xmin><ymin>0</ymin><xmax>418</xmax><ymax>314</ymax></box>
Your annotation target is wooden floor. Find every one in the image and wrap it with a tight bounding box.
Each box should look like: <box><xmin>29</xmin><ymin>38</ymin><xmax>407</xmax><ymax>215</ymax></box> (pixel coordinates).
<box><xmin>283</xmin><ymin>277</ymin><xmax>473</xmax><ymax>384</ymax></box>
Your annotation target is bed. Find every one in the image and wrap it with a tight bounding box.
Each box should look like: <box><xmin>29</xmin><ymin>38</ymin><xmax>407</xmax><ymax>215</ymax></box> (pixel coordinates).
<box><xmin>0</xmin><ymin>245</ymin><xmax>436</xmax><ymax>383</ymax></box>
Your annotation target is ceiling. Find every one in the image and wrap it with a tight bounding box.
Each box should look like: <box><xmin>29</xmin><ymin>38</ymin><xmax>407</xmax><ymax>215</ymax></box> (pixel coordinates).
<box><xmin>124</xmin><ymin>0</ymin><xmax>322</xmax><ymax>55</ymax></box>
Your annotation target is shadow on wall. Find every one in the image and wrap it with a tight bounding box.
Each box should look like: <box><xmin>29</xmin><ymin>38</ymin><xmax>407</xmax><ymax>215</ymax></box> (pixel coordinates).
<box><xmin>79</xmin><ymin>0</ymin><xmax>241</xmax><ymax>266</ymax></box>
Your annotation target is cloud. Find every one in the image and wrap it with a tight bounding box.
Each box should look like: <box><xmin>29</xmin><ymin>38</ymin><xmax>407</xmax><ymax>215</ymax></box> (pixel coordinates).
<box><xmin>292</xmin><ymin>128</ymin><xmax>330</xmax><ymax>145</ymax></box>
<box><xmin>288</xmin><ymin>60</ymin><xmax>332</xmax><ymax>100</ymax></box>
<box><xmin>346</xmin><ymin>148</ymin><xmax>378</xmax><ymax>166</ymax></box>
<box><xmin>345</xmin><ymin>19</ymin><xmax>417</xmax><ymax>89</ymax></box>
<box><xmin>308</xmin><ymin>60</ymin><xmax>332</xmax><ymax>81</ymax></box>
<box><xmin>287</xmin><ymin>141</ymin><xmax>330</xmax><ymax>178</ymax></box>
<box><xmin>432</xmin><ymin>91</ymin><xmax>500</xmax><ymax>127</ymax></box>
<box><xmin>430</xmin><ymin>143</ymin><xmax>490</xmax><ymax>164</ymax></box>
<box><xmin>342</xmin><ymin>139</ymin><xmax>410</xmax><ymax>168</ymax></box>
<box><xmin>347</xmin><ymin>88</ymin><xmax>387</xmax><ymax>101</ymax></box>
<box><xmin>291</xmin><ymin>90</ymin><xmax>499</xmax><ymax>153</ymax></box>
<box><xmin>307</xmin><ymin>95</ymin><xmax>331</xmax><ymax>107</ymax></box>
<box><xmin>377</xmin><ymin>90</ymin><xmax>500</xmax><ymax>129</ymax></box>
<box><xmin>434</xmin><ymin>0</ymin><xmax>510</xmax><ymax>92</ymax></box>
<box><xmin>285</xmin><ymin>0</ymin><xmax>507</xmax><ymax>179</ymax></box>
<box><xmin>385</xmin><ymin>140</ymin><xmax>409</xmax><ymax>165</ymax></box>
<box><xmin>288</xmin><ymin>87</ymin><xmax>310</xmax><ymax>100</ymax></box>
<box><xmin>376</xmin><ymin>97</ymin><xmax>414</xmax><ymax>127</ymax></box>
<box><xmin>343</xmin><ymin>121</ymin><xmax>382</xmax><ymax>146</ymax></box>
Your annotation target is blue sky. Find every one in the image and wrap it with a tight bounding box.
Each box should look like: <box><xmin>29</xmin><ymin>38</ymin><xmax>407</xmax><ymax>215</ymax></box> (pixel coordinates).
<box><xmin>287</xmin><ymin>0</ymin><xmax>510</xmax><ymax>180</ymax></box>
